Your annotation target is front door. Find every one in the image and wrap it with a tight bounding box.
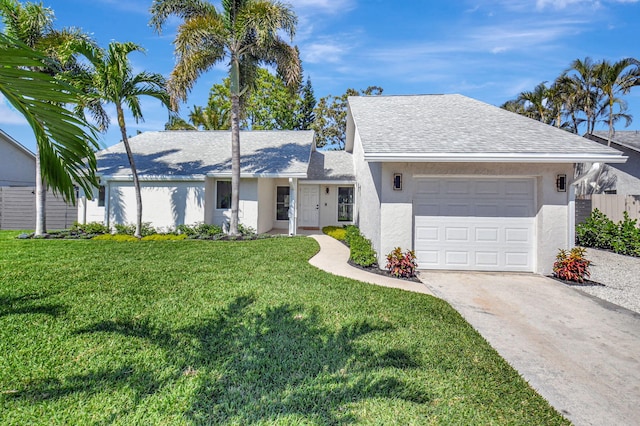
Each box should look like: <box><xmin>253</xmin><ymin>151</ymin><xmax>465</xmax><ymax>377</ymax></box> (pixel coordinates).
<box><xmin>299</xmin><ymin>185</ymin><xmax>319</xmax><ymax>228</ymax></box>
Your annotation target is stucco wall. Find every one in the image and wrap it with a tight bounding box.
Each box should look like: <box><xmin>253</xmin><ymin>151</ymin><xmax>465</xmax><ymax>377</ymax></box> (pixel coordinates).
<box><xmin>210</xmin><ymin>178</ymin><xmax>259</xmax><ymax>231</ymax></box>
<box><xmin>351</xmin><ymin>126</ymin><xmax>382</xmax><ymax>257</ymax></box>
<box><xmin>374</xmin><ymin>162</ymin><xmax>574</xmax><ymax>274</ymax></box>
<box><xmin>104</xmin><ymin>180</ymin><xmax>206</xmax><ymax>230</ymax></box>
<box><xmin>0</xmin><ymin>136</ymin><xmax>35</xmax><ymax>186</ymax></box>
<box><xmin>257</xmin><ymin>178</ymin><xmax>275</xmax><ymax>233</ymax></box>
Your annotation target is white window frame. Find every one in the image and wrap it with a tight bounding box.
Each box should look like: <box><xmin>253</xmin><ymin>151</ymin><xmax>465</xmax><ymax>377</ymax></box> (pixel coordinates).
<box><xmin>337</xmin><ymin>186</ymin><xmax>354</xmax><ymax>222</ymax></box>
<box><xmin>276</xmin><ymin>186</ymin><xmax>290</xmax><ymax>221</ymax></box>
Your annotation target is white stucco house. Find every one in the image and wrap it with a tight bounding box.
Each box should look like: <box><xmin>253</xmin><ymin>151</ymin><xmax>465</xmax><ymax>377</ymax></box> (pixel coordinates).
<box><xmin>345</xmin><ymin>95</ymin><xmax>624</xmax><ymax>274</ymax></box>
<box><xmin>79</xmin><ymin>130</ymin><xmax>356</xmax><ymax>235</ymax></box>
<box><xmin>78</xmin><ymin>94</ymin><xmax>626</xmax><ymax>274</ymax></box>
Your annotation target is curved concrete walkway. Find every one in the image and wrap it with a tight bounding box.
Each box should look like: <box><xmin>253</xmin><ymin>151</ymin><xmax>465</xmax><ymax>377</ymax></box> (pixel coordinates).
<box><xmin>308</xmin><ymin>234</ymin><xmax>640</xmax><ymax>426</ymax></box>
<box><xmin>307</xmin><ymin>234</ymin><xmax>432</xmax><ymax>295</ymax></box>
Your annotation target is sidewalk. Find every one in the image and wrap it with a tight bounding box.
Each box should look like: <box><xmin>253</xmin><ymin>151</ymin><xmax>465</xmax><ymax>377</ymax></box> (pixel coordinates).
<box><xmin>307</xmin><ymin>234</ymin><xmax>432</xmax><ymax>295</ymax></box>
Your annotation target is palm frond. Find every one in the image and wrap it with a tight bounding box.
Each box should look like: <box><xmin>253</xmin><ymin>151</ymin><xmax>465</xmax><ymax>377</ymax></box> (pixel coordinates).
<box><xmin>0</xmin><ymin>33</ymin><xmax>99</xmax><ymax>203</ymax></box>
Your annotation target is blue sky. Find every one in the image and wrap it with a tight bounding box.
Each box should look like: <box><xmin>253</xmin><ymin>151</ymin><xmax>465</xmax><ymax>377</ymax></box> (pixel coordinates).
<box><xmin>2</xmin><ymin>0</ymin><xmax>639</xmax><ymax>153</ymax></box>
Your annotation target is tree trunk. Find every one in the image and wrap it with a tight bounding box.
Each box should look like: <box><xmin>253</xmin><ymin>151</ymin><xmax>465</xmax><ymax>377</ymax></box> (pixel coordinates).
<box><xmin>607</xmin><ymin>101</ymin><xmax>614</xmax><ymax>147</ymax></box>
<box><xmin>117</xmin><ymin>104</ymin><xmax>142</xmax><ymax>238</ymax></box>
<box><xmin>34</xmin><ymin>151</ymin><xmax>46</xmax><ymax>236</ymax></box>
<box><xmin>229</xmin><ymin>57</ymin><xmax>241</xmax><ymax>236</ymax></box>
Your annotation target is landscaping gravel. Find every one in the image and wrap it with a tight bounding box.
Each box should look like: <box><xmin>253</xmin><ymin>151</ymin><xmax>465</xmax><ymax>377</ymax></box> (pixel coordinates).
<box><xmin>577</xmin><ymin>248</ymin><xmax>640</xmax><ymax>314</ymax></box>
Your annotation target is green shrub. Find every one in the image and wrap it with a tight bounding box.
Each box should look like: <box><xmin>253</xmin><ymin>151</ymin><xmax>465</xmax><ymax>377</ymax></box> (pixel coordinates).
<box><xmin>176</xmin><ymin>223</ymin><xmax>224</xmax><ymax>237</ymax></box>
<box><xmin>349</xmin><ymin>234</ymin><xmax>377</xmax><ymax>267</ymax></box>
<box><xmin>93</xmin><ymin>234</ymin><xmax>139</xmax><ymax>242</ymax></box>
<box><xmin>576</xmin><ymin>209</ymin><xmax>616</xmax><ymax>249</ymax></box>
<box><xmin>238</xmin><ymin>223</ymin><xmax>256</xmax><ymax>236</ymax></box>
<box><xmin>386</xmin><ymin>247</ymin><xmax>418</xmax><ymax>278</ymax></box>
<box><xmin>576</xmin><ymin>209</ymin><xmax>640</xmax><ymax>256</ymax></box>
<box><xmin>553</xmin><ymin>247</ymin><xmax>591</xmax><ymax>283</ymax></box>
<box><xmin>344</xmin><ymin>225</ymin><xmax>360</xmax><ymax>246</ymax></box>
<box><xmin>322</xmin><ymin>226</ymin><xmax>346</xmax><ymax>241</ymax></box>
<box><xmin>142</xmin><ymin>234</ymin><xmax>187</xmax><ymax>241</ymax></box>
<box><xmin>611</xmin><ymin>212</ymin><xmax>640</xmax><ymax>256</ymax></box>
<box><xmin>70</xmin><ymin>221</ymin><xmax>110</xmax><ymax>235</ymax></box>
<box><xmin>114</xmin><ymin>222</ymin><xmax>157</xmax><ymax>237</ymax></box>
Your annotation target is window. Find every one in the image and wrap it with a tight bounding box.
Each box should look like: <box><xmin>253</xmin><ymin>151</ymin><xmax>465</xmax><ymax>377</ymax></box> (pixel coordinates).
<box><xmin>97</xmin><ymin>185</ymin><xmax>106</xmax><ymax>207</ymax></box>
<box><xmin>216</xmin><ymin>181</ymin><xmax>232</xmax><ymax>209</ymax></box>
<box><xmin>276</xmin><ymin>186</ymin><xmax>290</xmax><ymax>221</ymax></box>
<box><xmin>338</xmin><ymin>187</ymin><xmax>354</xmax><ymax>222</ymax></box>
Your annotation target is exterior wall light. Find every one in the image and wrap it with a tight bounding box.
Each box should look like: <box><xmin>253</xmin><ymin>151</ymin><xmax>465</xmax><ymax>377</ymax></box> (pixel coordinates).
<box><xmin>393</xmin><ymin>173</ymin><xmax>402</xmax><ymax>191</ymax></box>
<box><xmin>556</xmin><ymin>174</ymin><xmax>567</xmax><ymax>192</ymax></box>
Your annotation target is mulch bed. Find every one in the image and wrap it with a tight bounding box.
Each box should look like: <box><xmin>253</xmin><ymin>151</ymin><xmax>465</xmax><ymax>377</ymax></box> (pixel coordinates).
<box><xmin>547</xmin><ymin>275</ymin><xmax>605</xmax><ymax>287</ymax></box>
<box><xmin>347</xmin><ymin>259</ymin><xmax>422</xmax><ymax>283</ymax></box>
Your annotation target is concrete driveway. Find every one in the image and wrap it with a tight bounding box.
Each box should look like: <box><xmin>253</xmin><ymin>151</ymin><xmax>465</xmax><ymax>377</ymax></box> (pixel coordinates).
<box><xmin>419</xmin><ymin>271</ymin><xmax>640</xmax><ymax>426</ymax></box>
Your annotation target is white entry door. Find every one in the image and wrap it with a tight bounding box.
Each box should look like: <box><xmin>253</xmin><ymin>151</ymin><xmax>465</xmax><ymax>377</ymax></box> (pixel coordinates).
<box><xmin>299</xmin><ymin>185</ymin><xmax>319</xmax><ymax>227</ymax></box>
<box><xmin>414</xmin><ymin>178</ymin><xmax>536</xmax><ymax>272</ymax></box>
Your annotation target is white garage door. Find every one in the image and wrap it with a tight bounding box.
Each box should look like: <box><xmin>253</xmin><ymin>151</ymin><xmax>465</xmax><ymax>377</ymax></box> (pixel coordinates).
<box><xmin>414</xmin><ymin>178</ymin><xmax>535</xmax><ymax>272</ymax></box>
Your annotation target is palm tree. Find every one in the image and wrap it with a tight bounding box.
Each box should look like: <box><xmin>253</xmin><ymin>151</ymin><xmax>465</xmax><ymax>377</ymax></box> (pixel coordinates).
<box><xmin>594</xmin><ymin>58</ymin><xmax>640</xmax><ymax>146</ymax></box>
<box><xmin>564</xmin><ymin>57</ymin><xmax>601</xmax><ymax>135</ymax></box>
<box><xmin>78</xmin><ymin>41</ymin><xmax>171</xmax><ymax>237</ymax></box>
<box><xmin>0</xmin><ymin>33</ymin><xmax>99</xmax><ymax>224</ymax></box>
<box><xmin>150</xmin><ymin>0</ymin><xmax>301</xmax><ymax>235</ymax></box>
<box><xmin>516</xmin><ymin>82</ymin><xmax>553</xmax><ymax>124</ymax></box>
<box><xmin>0</xmin><ymin>0</ymin><xmax>100</xmax><ymax>235</ymax></box>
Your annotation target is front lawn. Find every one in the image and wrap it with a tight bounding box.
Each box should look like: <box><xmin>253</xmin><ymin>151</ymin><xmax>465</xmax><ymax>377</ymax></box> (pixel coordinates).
<box><xmin>0</xmin><ymin>232</ymin><xmax>568</xmax><ymax>424</ymax></box>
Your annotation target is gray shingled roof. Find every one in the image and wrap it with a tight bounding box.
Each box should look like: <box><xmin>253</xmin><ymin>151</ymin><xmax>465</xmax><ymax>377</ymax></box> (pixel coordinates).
<box><xmin>96</xmin><ymin>130</ymin><xmax>314</xmax><ymax>178</ymax></box>
<box><xmin>304</xmin><ymin>150</ymin><xmax>355</xmax><ymax>181</ymax></box>
<box><xmin>348</xmin><ymin>94</ymin><xmax>623</xmax><ymax>156</ymax></box>
<box><xmin>592</xmin><ymin>131</ymin><xmax>640</xmax><ymax>152</ymax></box>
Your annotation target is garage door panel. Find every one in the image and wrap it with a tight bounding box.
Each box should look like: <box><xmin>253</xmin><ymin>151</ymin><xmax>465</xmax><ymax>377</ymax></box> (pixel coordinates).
<box><xmin>505</xmin><ymin>227</ymin><xmax>531</xmax><ymax>243</ymax></box>
<box><xmin>476</xmin><ymin>227</ymin><xmax>499</xmax><ymax>242</ymax></box>
<box><xmin>505</xmin><ymin>252</ymin><xmax>530</xmax><ymax>267</ymax></box>
<box><xmin>475</xmin><ymin>251</ymin><xmax>499</xmax><ymax>266</ymax></box>
<box><xmin>445</xmin><ymin>227</ymin><xmax>469</xmax><ymax>242</ymax></box>
<box><xmin>476</xmin><ymin>180</ymin><xmax>500</xmax><ymax>195</ymax></box>
<box><xmin>445</xmin><ymin>251</ymin><xmax>470</xmax><ymax>265</ymax></box>
<box><xmin>414</xmin><ymin>178</ymin><xmax>535</xmax><ymax>272</ymax></box>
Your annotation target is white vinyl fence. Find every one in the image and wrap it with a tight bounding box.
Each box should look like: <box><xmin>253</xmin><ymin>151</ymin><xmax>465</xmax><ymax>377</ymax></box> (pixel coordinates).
<box><xmin>591</xmin><ymin>194</ymin><xmax>640</xmax><ymax>223</ymax></box>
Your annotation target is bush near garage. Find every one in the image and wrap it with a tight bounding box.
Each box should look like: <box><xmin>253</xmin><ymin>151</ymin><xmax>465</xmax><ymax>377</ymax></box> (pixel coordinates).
<box><xmin>576</xmin><ymin>209</ymin><xmax>640</xmax><ymax>256</ymax></box>
<box><xmin>553</xmin><ymin>247</ymin><xmax>591</xmax><ymax>283</ymax></box>
<box><xmin>386</xmin><ymin>247</ymin><xmax>418</xmax><ymax>278</ymax></box>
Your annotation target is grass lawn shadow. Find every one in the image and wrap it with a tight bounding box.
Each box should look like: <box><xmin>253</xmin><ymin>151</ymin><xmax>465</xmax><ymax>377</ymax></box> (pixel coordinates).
<box><xmin>34</xmin><ymin>295</ymin><xmax>425</xmax><ymax>424</ymax></box>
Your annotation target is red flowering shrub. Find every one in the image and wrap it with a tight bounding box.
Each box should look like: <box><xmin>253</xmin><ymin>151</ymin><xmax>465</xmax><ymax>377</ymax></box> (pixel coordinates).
<box><xmin>553</xmin><ymin>247</ymin><xmax>591</xmax><ymax>283</ymax></box>
<box><xmin>386</xmin><ymin>247</ymin><xmax>418</xmax><ymax>278</ymax></box>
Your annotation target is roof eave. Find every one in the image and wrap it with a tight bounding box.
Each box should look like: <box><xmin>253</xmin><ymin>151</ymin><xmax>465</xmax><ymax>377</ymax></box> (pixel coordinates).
<box><xmin>363</xmin><ymin>153</ymin><xmax>628</xmax><ymax>164</ymax></box>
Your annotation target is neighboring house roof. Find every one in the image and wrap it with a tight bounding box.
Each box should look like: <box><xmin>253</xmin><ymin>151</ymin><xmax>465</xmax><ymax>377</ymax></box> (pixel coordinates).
<box><xmin>304</xmin><ymin>150</ymin><xmax>355</xmax><ymax>182</ymax></box>
<box><xmin>0</xmin><ymin>128</ymin><xmax>35</xmax><ymax>159</ymax></box>
<box><xmin>590</xmin><ymin>131</ymin><xmax>640</xmax><ymax>153</ymax></box>
<box><xmin>347</xmin><ymin>94</ymin><xmax>626</xmax><ymax>163</ymax></box>
<box><xmin>96</xmin><ymin>130</ymin><xmax>314</xmax><ymax>179</ymax></box>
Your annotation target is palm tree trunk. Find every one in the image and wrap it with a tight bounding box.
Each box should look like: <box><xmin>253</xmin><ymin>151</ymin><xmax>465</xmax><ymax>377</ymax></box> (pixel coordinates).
<box><xmin>229</xmin><ymin>57</ymin><xmax>241</xmax><ymax>236</ymax></box>
<box><xmin>117</xmin><ymin>104</ymin><xmax>142</xmax><ymax>238</ymax></box>
<box><xmin>608</xmin><ymin>101</ymin><xmax>614</xmax><ymax>147</ymax></box>
<box><xmin>34</xmin><ymin>151</ymin><xmax>46</xmax><ymax>236</ymax></box>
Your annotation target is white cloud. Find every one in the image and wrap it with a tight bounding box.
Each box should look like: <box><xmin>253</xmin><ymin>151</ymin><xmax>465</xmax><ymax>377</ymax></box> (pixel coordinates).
<box><xmin>301</xmin><ymin>41</ymin><xmax>350</xmax><ymax>64</ymax></box>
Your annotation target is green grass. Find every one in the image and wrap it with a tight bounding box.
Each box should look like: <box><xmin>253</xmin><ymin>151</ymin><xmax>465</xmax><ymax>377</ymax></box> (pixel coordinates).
<box><xmin>0</xmin><ymin>232</ymin><xmax>568</xmax><ymax>425</ymax></box>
